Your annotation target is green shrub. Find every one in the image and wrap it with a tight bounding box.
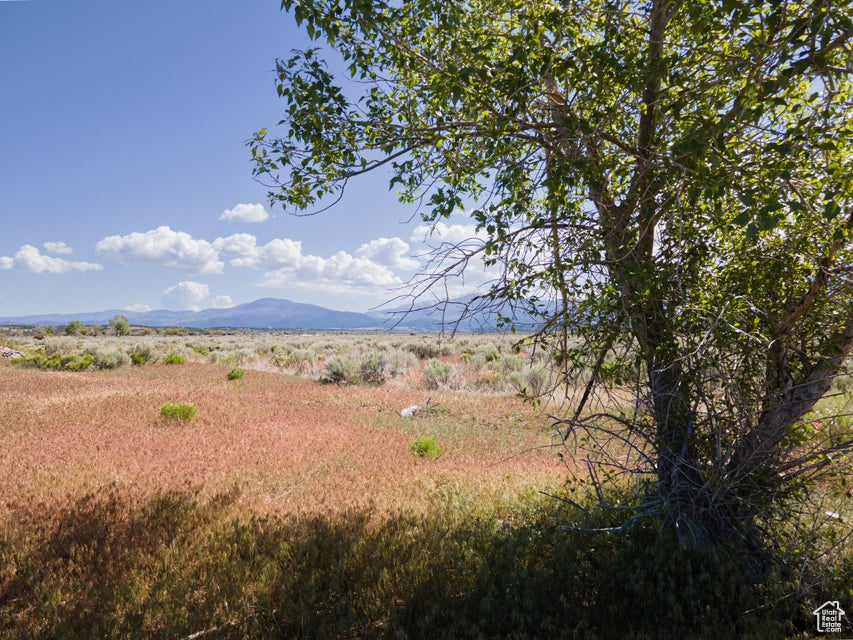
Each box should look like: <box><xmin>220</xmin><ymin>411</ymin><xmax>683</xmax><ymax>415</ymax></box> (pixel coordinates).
<box><xmin>509</xmin><ymin>367</ymin><xmax>551</xmax><ymax>398</ymax></box>
<box><xmin>12</xmin><ymin>352</ymin><xmax>93</xmax><ymax>372</ymax></box>
<box><xmin>404</xmin><ymin>342</ymin><xmax>452</xmax><ymax>359</ymax></box>
<box><xmin>164</xmin><ymin>353</ymin><xmax>186</xmax><ymax>365</ymax></box>
<box><xmin>495</xmin><ymin>354</ymin><xmax>524</xmax><ymax>373</ymax></box>
<box><xmin>62</xmin><ymin>353</ymin><xmax>94</xmax><ymax>371</ymax></box>
<box><xmin>358</xmin><ymin>352</ymin><xmax>387</xmax><ymax>385</ymax></box>
<box><xmin>271</xmin><ymin>348</ymin><xmax>314</xmax><ymax>373</ymax></box>
<box><xmin>129</xmin><ymin>346</ymin><xmax>154</xmax><ymax>366</ymax></box>
<box><xmin>385</xmin><ymin>349</ymin><xmax>417</xmax><ymax>378</ymax></box>
<box><xmin>320</xmin><ymin>357</ymin><xmax>359</xmax><ymax>384</ymax></box>
<box><xmin>160</xmin><ymin>402</ymin><xmax>197</xmax><ymax>422</ymax></box>
<box><xmin>422</xmin><ymin>358</ymin><xmax>455</xmax><ymax>389</ymax></box>
<box><xmin>217</xmin><ymin>352</ymin><xmax>245</xmax><ymax>367</ymax></box>
<box><xmin>227</xmin><ymin>368</ymin><xmax>245</xmax><ymax>381</ymax></box>
<box><xmin>409</xmin><ymin>435</ymin><xmax>443</xmax><ymax>460</ymax></box>
<box><xmin>90</xmin><ymin>350</ymin><xmax>130</xmax><ymax>370</ymax></box>
<box><xmin>480</xmin><ymin>344</ymin><xmax>501</xmax><ymax>362</ymax></box>
<box><xmin>43</xmin><ymin>337</ymin><xmax>77</xmax><ymax>356</ymax></box>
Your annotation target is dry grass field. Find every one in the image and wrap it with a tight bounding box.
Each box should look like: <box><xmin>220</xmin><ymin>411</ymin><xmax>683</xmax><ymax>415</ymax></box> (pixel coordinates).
<box><xmin>0</xmin><ymin>356</ymin><xmax>564</xmax><ymax>523</ymax></box>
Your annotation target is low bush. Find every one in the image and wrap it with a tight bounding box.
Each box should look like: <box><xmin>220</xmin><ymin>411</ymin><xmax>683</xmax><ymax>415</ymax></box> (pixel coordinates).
<box><xmin>13</xmin><ymin>352</ymin><xmax>94</xmax><ymax>372</ymax></box>
<box><xmin>89</xmin><ymin>350</ymin><xmax>130</xmax><ymax>370</ymax></box>
<box><xmin>409</xmin><ymin>435</ymin><xmax>443</xmax><ymax>460</ymax></box>
<box><xmin>62</xmin><ymin>353</ymin><xmax>94</xmax><ymax>371</ymax></box>
<box><xmin>227</xmin><ymin>368</ymin><xmax>245</xmax><ymax>381</ymax></box>
<box><xmin>129</xmin><ymin>346</ymin><xmax>154</xmax><ymax>366</ymax></box>
<box><xmin>164</xmin><ymin>353</ymin><xmax>186</xmax><ymax>365</ymax></box>
<box><xmin>404</xmin><ymin>342</ymin><xmax>453</xmax><ymax>360</ymax></box>
<box><xmin>509</xmin><ymin>367</ymin><xmax>551</xmax><ymax>399</ymax></box>
<box><xmin>160</xmin><ymin>402</ymin><xmax>197</xmax><ymax>422</ymax></box>
<box><xmin>422</xmin><ymin>358</ymin><xmax>456</xmax><ymax>389</ymax></box>
<box><xmin>320</xmin><ymin>356</ymin><xmax>359</xmax><ymax>384</ymax></box>
<box><xmin>359</xmin><ymin>352</ymin><xmax>387</xmax><ymax>385</ymax></box>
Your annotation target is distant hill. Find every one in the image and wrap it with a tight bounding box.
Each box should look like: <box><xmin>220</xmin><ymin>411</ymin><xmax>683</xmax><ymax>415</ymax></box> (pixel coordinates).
<box><xmin>0</xmin><ymin>297</ymin><xmax>519</xmax><ymax>331</ymax></box>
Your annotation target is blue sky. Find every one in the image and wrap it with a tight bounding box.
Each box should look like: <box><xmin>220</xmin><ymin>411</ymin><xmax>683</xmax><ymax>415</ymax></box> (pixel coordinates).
<box><xmin>0</xmin><ymin>0</ymin><xmax>484</xmax><ymax>316</ymax></box>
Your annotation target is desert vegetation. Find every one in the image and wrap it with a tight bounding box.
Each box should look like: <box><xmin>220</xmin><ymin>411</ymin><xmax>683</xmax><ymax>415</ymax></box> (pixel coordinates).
<box><xmin>0</xmin><ymin>328</ymin><xmax>849</xmax><ymax>637</ymax></box>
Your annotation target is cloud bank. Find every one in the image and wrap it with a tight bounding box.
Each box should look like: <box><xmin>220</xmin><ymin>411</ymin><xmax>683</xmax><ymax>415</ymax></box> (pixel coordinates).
<box><xmin>0</xmin><ymin>244</ymin><xmax>102</xmax><ymax>273</ymax></box>
<box><xmin>96</xmin><ymin>226</ymin><xmax>223</xmax><ymax>274</ymax></box>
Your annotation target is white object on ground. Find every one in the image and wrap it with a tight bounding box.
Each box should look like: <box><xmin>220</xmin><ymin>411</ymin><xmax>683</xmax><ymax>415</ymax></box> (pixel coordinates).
<box><xmin>400</xmin><ymin>405</ymin><xmax>419</xmax><ymax>417</ymax></box>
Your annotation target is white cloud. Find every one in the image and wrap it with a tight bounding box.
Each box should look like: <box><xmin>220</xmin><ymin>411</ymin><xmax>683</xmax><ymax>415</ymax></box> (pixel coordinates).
<box><xmin>0</xmin><ymin>244</ymin><xmax>102</xmax><ymax>273</ymax></box>
<box><xmin>355</xmin><ymin>237</ymin><xmax>420</xmax><ymax>270</ymax></box>
<box><xmin>260</xmin><ymin>250</ymin><xmax>403</xmax><ymax>293</ymax></box>
<box><xmin>212</xmin><ymin>233</ymin><xmax>259</xmax><ymax>261</ymax></box>
<box><xmin>211</xmin><ymin>232</ymin><xmax>408</xmax><ymax>294</ymax></box>
<box><xmin>162</xmin><ymin>281</ymin><xmax>209</xmax><ymax>311</ymax></box>
<box><xmin>214</xmin><ymin>234</ymin><xmax>302</xmax><ymax>269</ymax></box>
<box><xmin>96</xmin><ymin>226</ymin><xmax>223</xmax><ymax>274</ymax></box>
<box><xmin>92</xmin><ymin>225</ymin><xmax>420</xmax><ymax>298</ymax></box>
<box><xmin>219</xmin><ymin>203</ymin><xmax>269</xmax><ymax>224</ymax></box>
<box><xmin>410</xmin><ymin>221</ymin><xmax>486</xmax><ymax>245</ymax></box>
<box><xmin>43</xmin><ymin>241</ymin><xmax>73</xmax><ymax>255</ymax></box>
<box><xmin>125</xmin><ymin>303</ymin><xmax>152</xmax><ymax>312</ymax></box>
<box><xmin>211</xmin><ymin>295</ymin><xmax>234</xmax><ymax>308</ymax></box>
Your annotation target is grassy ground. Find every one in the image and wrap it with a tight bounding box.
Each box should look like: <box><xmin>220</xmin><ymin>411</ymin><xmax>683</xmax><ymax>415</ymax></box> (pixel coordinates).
<box><xmin>0</xmin><ymin>358</ymin><xmax>563</xmax><ymax>520</ymax></box>
<box><xmin>0</xmin><ymin>332</ymin><xmax>850</xmax><ymax>638</ymax></box>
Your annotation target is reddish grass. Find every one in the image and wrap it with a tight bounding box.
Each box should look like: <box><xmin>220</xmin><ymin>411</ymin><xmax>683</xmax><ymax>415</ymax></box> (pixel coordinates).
<box><xmin>0</xmin><ymin>362</ymin><xmax>564</xmax><ymax>523</ymax></box>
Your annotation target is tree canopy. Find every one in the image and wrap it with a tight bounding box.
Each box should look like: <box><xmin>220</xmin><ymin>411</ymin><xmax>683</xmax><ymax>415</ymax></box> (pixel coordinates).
<box><xmin>251</xmin><ymin>0</ymin><xmax>853</xmax><ymax>549</ymax></box>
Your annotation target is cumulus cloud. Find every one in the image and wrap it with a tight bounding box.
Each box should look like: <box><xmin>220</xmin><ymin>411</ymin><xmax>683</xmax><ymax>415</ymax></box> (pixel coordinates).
<box><xmin>96</xmin><ymin>226</ymin><xmax>223</xmax><ymax>274</ymax></box>
<box><xmin>355</xmin><ymin>237</ymin><xmax>420</xmax><ymax>270</ymax></box>
<box><xmin>214</xmin><ymin>234</ymin><xmax>302</xmax><ymax>269</ymax></box>
<box><xmin>219</xmin><ymin>203</ymin><xmax>269</xmax><ymax>224</ymax></box>
<box><xmin>125</xmin><ymin>303</ymin><xmax>152</xmax><ymax>312</ymax></box>
<box><xmin>410</xmin><ymin>221</ymin><xmax>486</xmax><ymax>245</ymax></box>
<box><xmin>0</xmin><ymin>244</ymin><xmax>102</xmax><ymax>273</ymax></box>
<box><xmin>211</xmin><ymin>295</ymin><xmax>234</xmax><ymax>308</ymax></box>
<box><xmin>92</xmin><ymin>224</ymin><xmax>421</xmax><ymax>297</ymax></box>
<box><xmin>43</xmin><ymin>241</ymin><xmax>73</xmax><ymax>255</ymax></box>
<box><xmin>212</xmin><ymin>233</ymin><xmax>410</xmax><ymax>294</ymax></box>
<box><xmin>162</xmin><ymin>281</ymin><xmax>209</xmax><ymax>310</ymax></box>
<box><xmin>259</xmin><ymin>250</ymin><xmax>403</xmax><ymax>292</ymax></box>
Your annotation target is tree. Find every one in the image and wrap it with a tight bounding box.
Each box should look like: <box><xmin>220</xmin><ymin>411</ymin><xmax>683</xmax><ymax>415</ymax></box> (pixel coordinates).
<box><xmin>108</xmin><ymin>314</ymin><xmax>130</xmax><ymax>337</ymax></box>
<box><xmin>64</xmin><ymin>320</ymin><xmax>86</xmax><ymax>336</ymax></box>
<box><xmin>251</xmin><ymin>0</ymin><xmax>853</xmax><ymax>551</ymax></box>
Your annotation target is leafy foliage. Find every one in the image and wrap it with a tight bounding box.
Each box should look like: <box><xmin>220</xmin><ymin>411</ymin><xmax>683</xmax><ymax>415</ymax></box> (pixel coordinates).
<box><xmin>253</xmin><ymin>0</ymin><xmax>853</xmax><ymax>551</ymax></box>
<box><xmin>409</xmin><ymin>435</ymin><xmax>443</xmax><ymax>460</ymax></box>
<box><xmin>108</xmin><ymin>315</ymin><xmax>130</xmax><ymax>337</ymax></box>
<box><xmin>160</xmin><ymin>402</ymin><xmax>197</xmax><ymax>423</ymax></box>
<box><xmin>13</xmin><ymin>352</ymin><xmax>94</xmax><ymax>372</ymax></box>
<box><xmin>227</xmin><ymin>368</ymin><xmax>246</xmax><ymax>380</ymax></box>
<box><xmin>64</xmin><ymin>320</ymin><xmax>86</xmax><ymax>336</ymax></box>
<box><xmin>129</xmin><ymin>346</ymin><xmax>154</xmax><ymax>366</ymax></box>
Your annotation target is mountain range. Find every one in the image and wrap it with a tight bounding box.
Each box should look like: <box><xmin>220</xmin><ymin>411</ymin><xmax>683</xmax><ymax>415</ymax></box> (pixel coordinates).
<box><xmin>0</xmin><ymin>297</ymin><xmax>505</xmax><ymax>331</ymax></box>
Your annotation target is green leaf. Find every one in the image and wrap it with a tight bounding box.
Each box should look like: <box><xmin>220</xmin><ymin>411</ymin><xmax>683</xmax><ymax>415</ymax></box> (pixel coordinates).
<box><xmin>732</xmin><ymin>211</ymin><xmax>751</xmax><ymax>226</ymax></box>
<box><xmin>824</xmin><ymin>200</ymin><xmax>840</xmax><ymax>220</ymax></box>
